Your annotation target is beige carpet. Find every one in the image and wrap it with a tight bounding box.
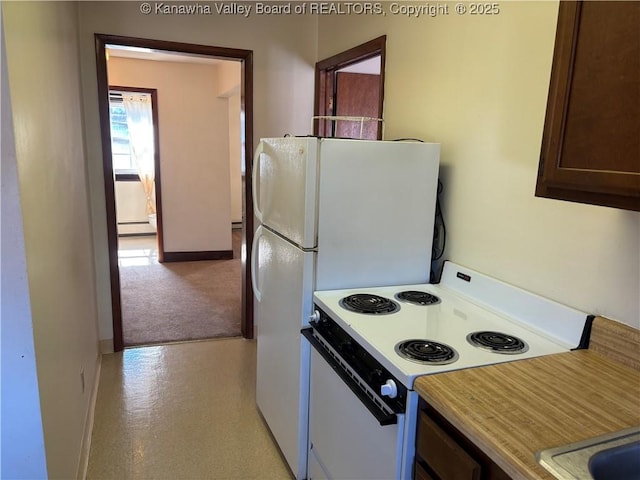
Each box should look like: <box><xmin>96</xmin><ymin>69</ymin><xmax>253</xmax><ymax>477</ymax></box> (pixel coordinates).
<box><xmin>120</xmin><ymin>232</ymin><xmax>242</xmax><ymax>346</ymax></box>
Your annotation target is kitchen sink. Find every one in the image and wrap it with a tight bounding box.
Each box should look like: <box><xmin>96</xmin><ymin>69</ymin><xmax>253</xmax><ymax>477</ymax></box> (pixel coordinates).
<box><xmin>589</xmin><ymin>440</ymin><xmax>640</xmax><ymax>480</ymax></box>
<box><xmin>536</xmin><ymin>426</ymin><xmax>640</xmax><ymax>480</ymax></box>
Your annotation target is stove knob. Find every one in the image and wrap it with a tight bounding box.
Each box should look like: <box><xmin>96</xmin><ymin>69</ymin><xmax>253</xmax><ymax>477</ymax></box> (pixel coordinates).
<box><xmin>309</xmin><ymin>310</ymin><xmax>321</xmax><ymax>322</ymax></box>
<box><xmin>380</xmin><ymin>379</ymin><xmax>398</xmax><ymax>399</ymax></box>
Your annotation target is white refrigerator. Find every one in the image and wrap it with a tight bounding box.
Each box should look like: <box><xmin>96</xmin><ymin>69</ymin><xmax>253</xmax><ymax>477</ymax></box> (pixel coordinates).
<box><xmin>250</xmin><ymin>137</ymin><xmax>440</xmax><ymax>479</ymax></box>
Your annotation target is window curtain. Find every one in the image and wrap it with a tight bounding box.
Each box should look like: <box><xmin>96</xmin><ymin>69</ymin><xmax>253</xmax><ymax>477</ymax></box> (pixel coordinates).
<box><xmin>122</xmin><ymin>93</ymin><xmax>155</xmax><ymax>215</ymax></box>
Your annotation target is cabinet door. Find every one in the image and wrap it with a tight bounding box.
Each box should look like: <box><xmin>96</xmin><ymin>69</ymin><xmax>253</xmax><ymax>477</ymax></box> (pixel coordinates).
<box><xmin>416</xmin><ymin>411</ymin><xmax>481</xmax><ymax>480</ymax></box>
<box><xmin>536</xmin><ymin>1</ymin><xmax>640</xmax><ymax>211</ymax></box>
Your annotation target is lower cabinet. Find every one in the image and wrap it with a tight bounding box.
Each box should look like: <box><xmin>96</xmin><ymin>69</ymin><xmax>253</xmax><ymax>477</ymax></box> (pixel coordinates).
<box><xmin>414</xmin><ymin>400</ymin><xmax>511</xmax><ymax>480</ymax></box>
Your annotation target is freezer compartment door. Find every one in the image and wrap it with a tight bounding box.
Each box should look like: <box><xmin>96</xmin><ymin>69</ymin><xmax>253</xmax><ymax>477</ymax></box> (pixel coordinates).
<box><xmin>316</xmin><ymin>138</ymin><xmax>440</xmax><ymax>290</ymax></box>
<box><xmin>253</xmin><ymin>137</ymin><xmax>319</xmax><ymax>249</ymax></box>
<box><xmin>254</xmin><ymin>226</ymin><xmax>314</xmax><ymax>479</ymax></box>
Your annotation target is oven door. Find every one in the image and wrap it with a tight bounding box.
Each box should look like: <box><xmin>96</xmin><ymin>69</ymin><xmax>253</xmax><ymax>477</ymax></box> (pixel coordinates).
<box><xmin>307</xmin><ymin>346</ymin><xmax>405</xmax><ymax>480</ymax></box>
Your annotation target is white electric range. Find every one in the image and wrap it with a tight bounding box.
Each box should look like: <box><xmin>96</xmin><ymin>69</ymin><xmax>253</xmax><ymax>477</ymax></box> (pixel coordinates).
<box><xmin>303</xmin><ymin>261</ymin><xmax>591</xmax><ymax>480</ymax></box>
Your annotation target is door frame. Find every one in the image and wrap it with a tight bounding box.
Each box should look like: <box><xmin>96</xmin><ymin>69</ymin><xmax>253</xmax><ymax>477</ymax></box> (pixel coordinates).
<box><xmin>314</xmin><ymin>35</ymin><xmax>386</xmax><ymax>139</ymax></box>
<box><xmin>95</xmin><ymin>34</ymin><xmax>255</xmax><ymax>351</ymax></box>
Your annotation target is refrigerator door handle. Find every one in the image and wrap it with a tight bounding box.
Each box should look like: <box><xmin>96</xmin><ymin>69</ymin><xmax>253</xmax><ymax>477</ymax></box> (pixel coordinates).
<box><xmin>252</xmin><ymin>141</ymin><xmax>265</xmax><ymax>223</ymax></box>
<box><xmin>251</xmin><ymin>225</ymin><xmax>263</xmax><ymax>302</ymax></box>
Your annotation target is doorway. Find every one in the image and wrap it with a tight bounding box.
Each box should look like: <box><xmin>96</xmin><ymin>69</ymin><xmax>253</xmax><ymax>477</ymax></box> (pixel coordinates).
<box><xmin>108</xmin><ymin>86</ymin><xmax>164</xmax><ymax>263</ymax></box>
<box><xmin>314</xmin><ymin>36</ymin><xmax>386</xmax><ymax>139</ymax></box>
<box><xmin>95</xmin><ymin>34</ymin><xmax>255</xmax><ymax>352</ymax></box>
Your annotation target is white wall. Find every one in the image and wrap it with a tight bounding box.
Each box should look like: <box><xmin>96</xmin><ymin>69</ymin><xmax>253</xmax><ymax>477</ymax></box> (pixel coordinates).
<box><xmin>317</xmin><ymin>2</ymin><xmax>640</xmax><ymax>328</ymax></box>
<box><xmin>2</xmin><ymin>1</ymin><xmax>101</xmax><ymax>477</ymax></box>
<box><xmin>113</xmin><ymin>57</ymin><xmax>243</xmax><ymax>228</ymax></box>
<box><xmin>228</xmin><ymin>92</ymin><xmax>243</xmax><ymax>224</ymax></box>
<box><xmin>217</xmin><ymin>59</ymin><xmax>242</xmax><ymax>98</ymax></box>
<box><xmin>0</xmin><ymin>15</ymin><xmax>48</xmax><ymax>478</ymax></box>
<box><xmin>78</xmin><ymin>2</ymin><xmax>317</xmax><ymax>342</ymax></box>
<box><xmin>109</xmin><ymin>56</ymin><xmax>231</xmax><ymax>252</ymax></box>
<box><xmin>115</xmin><ymin>181</ymin><xmax>152</xmax><ymax>223</ymax></box>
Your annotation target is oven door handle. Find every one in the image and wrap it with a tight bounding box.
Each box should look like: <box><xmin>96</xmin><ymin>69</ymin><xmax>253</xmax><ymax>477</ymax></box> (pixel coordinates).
<box><xmin>302</xmin><ymin>328</ymin><xmax>398</xmax><ymax>426</ymax></box>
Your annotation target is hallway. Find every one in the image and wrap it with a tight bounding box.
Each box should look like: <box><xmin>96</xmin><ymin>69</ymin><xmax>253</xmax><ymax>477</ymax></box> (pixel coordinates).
<box><xmin>86</xmin><ymin>338</ymin><xmax>291</xmax><ymax>479</ymax></box>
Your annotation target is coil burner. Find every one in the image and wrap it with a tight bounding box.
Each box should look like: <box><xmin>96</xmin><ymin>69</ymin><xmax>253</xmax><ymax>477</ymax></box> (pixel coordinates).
<box><xmin>395</xmin><ymin>290</ymin><xmax>440</xmax><ymax>306</ymax></box>
<box><xmin>394</xmin><ymin>339</ymin><xmax>459</xmax><ymax>365</ymax></box>
<box><xmin>466</xmin><ymin>331</ymin><xmax>529</xmax><ymax>354</ymax></box>
<box><xmin>339</xmin><ymin>294</ymin><xmax>400</xmax><ymax>315</ymax></box>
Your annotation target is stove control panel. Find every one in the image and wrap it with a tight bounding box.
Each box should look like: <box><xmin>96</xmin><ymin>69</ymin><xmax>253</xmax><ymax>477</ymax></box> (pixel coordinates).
<box><xmin>308</xmin><ymin>305</ymin><xmax>407</xmax><ymax>414</ymax></box>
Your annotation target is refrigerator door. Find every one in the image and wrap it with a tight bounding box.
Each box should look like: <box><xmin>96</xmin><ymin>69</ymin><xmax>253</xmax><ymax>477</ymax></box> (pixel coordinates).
<box><xmin>315</xmin><ymin>139</ymin><xmax>441</xmax><ymax>290</ymax></box>
<box><xmin>253</xmin><ymin>137</ymin><xmax>319</xmax><ymax>249</ymax></box>
<box><xmin>253</xmin><ymin>226</ymin><xmax>314</xmax><ymax>479</ymax></box>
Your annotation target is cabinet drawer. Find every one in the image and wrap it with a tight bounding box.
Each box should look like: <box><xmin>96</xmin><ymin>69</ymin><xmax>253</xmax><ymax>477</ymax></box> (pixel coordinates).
<box><xmin>414</xmin><ymin>461</ymin><xmax>436</xmax><ymax>480</ymax></box>
<box><xmin>417</xmin><ymin>411</ymin><xmax>481</xmax><ymax>480</ymax></box>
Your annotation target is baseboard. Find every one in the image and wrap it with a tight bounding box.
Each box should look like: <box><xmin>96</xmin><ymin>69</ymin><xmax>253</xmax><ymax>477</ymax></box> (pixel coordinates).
<box><xmin>99</xmin><ymin>339</ymin><xmax>114</xmax><ymax>354</ymax></box>
<box><xmin>163</xmin><ymin>250</ymin><xmax>233</xmax><ymax>262</ymax></box>
<box><xmin>117</xmin><ymin>232</ymin><xmax>157</xmax><ymax>238</ymax></box>
<box><xmin>77</xmin><ymin>354</ymin><xmax>102</xmax><ymax>480</ymax></box>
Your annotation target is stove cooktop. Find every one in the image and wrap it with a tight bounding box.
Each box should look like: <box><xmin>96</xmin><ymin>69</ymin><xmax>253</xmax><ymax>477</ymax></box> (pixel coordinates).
<box><xmin>312</xmin><ymin>263</ymin><xmax>589</xmax><ymax>389</ymax></box>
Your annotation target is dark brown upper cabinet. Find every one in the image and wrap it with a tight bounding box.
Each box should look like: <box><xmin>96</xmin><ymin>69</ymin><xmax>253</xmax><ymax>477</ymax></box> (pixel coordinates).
<box><xmin>536</xmin><ymin>1</ymin><xmax>640</xmax><ymax>211</ymax></box>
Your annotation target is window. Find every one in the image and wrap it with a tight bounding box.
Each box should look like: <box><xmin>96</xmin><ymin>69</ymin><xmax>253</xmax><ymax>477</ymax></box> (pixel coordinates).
<box><xmin>109</xmin><ymin>90</ymin><xmax>153</xmax><ymax>176</ymax></box>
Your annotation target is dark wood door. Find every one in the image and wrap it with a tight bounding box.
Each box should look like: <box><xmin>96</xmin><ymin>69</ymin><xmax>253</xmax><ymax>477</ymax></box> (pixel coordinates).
<box><xmin>335</xmin><ymin>72</ymin><xmax>381</xmax><ymax>140</ymax></box>
<box><xmin>314</xmin><ymin>36</ymin><xmax>386</xmax><ymax>140</ymax></box>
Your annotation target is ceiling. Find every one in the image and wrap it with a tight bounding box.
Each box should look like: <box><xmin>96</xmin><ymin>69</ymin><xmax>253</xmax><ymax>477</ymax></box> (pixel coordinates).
<box><xmin>106</xmin><ymin>44</ymin><xmax>230</xmax><ymax>66</ymax></box>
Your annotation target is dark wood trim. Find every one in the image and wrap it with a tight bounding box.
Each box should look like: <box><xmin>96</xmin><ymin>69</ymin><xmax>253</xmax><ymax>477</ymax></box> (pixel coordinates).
<box><xmin>98</xmin><ymin>34</ymin><xmax>253</xmax><ymax>61</ymax></box>
<box><xmin>95</xmin><ymin>35</ymin><xmax>124</xmax><ymax>352</ymax></box>
<box><xmin>110</xmin><ymin>85</ymin><xmax>155</xmax><ymax>95</ymax></box>
<box><xmin>163</xmin><ymin>250</ymin><xmax>233</xmax><ymax>262</ymax></box>
<box><xmin>535</xmin><ymin>184</ymin><xmax>640</xmax><ymax>211</ymax></box>
<box><xmin>315</xmin><ymin>35</ymin><xmax>387</xmax><ymax>71</ymax></box>
<box><xmin>314</xmin><ymin>36</ymin><xmax>386</xmax><ymax>139</ymax></box>
<box><xmin>242</xmin><ymin>52</ymin><xmax>254</xmax><ymax>340</ymax></box>
<box><xmin>95</xmin><ymin>34</ymin><xmax>255</xmax><ymax>351</ymax></box>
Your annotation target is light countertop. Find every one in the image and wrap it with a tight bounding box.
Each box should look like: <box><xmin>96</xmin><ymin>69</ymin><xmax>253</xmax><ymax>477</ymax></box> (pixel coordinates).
<box><xmin>414</xmin><ymin>317</ymin><xmax>640</xmax><ymax>479</ymax></box>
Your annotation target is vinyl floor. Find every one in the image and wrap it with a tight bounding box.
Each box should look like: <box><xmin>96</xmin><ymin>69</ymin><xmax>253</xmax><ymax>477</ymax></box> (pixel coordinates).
<box><xmin>86</xmin><ymin>338</ymin><xmax>292</xmax><ymax>479</ymax></box>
